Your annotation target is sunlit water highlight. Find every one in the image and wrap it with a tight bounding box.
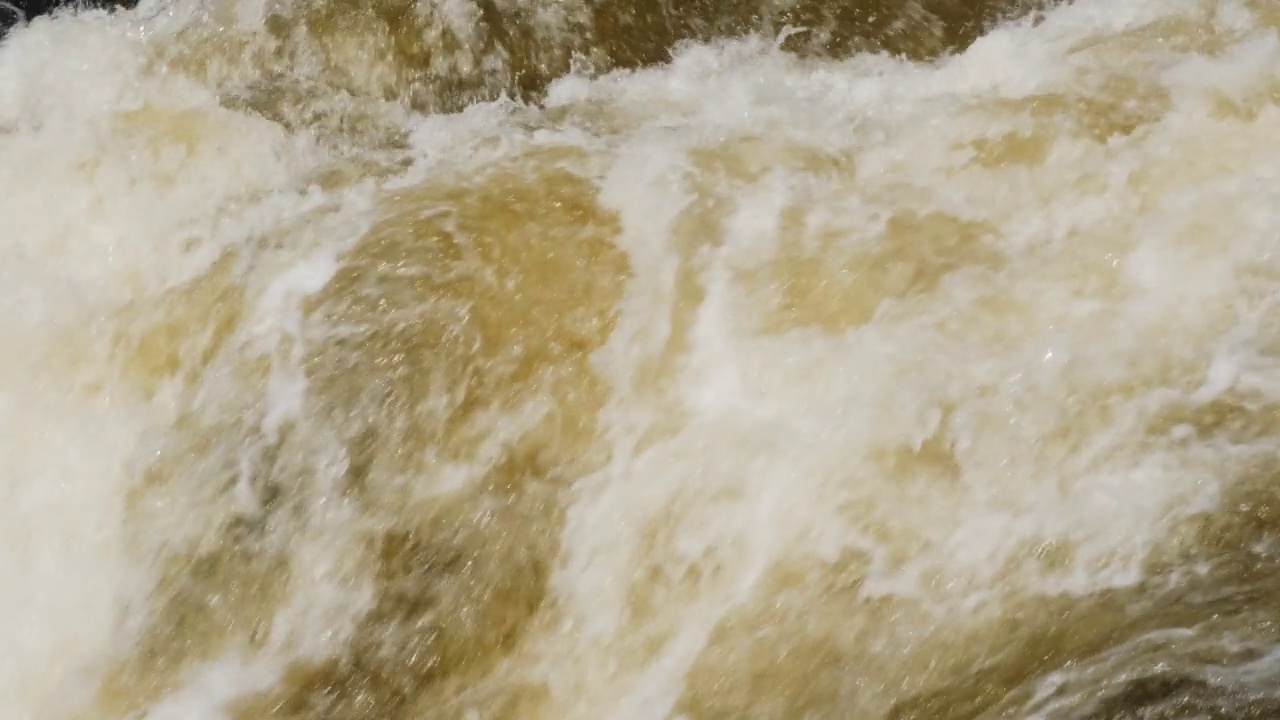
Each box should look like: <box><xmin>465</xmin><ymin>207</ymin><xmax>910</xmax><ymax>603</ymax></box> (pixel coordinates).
<box><xmin>7</xmin><ymin>0</ymin><xmax>1280</xmax><ymax>718</ymax></box>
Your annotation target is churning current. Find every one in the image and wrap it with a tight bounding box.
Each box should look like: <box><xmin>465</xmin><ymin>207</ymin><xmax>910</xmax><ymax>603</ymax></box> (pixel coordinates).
<box><xmin>6</xmin><ymin>0</ymin><xmax>1280</xmax><ymax>718</ymax></box>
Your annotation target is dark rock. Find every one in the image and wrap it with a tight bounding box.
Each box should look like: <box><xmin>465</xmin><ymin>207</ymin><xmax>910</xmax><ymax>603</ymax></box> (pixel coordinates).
<box><xmin>0</xmin><ymin>0</ymin><xmax>138</xmax><ymax>37</ymax></box>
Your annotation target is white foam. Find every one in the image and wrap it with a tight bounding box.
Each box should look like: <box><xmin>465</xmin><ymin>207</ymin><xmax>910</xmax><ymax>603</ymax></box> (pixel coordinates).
<box><xmin>0</xmin><ymin>6</ymin><xmax>328</xmax><ymax>719</ymax></box>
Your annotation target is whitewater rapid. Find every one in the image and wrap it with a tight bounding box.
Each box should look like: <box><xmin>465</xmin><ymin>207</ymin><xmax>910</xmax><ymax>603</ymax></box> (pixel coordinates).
<box><xmin>7</xmin><ymin>0</ymin><xmax>1280</xmax><ymax>718</ymax></box>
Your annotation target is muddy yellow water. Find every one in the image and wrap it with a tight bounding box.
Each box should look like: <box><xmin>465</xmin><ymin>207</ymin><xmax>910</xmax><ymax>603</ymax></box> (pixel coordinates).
<box><xmin>7</xmin><ymin>0</ymin><xmax>1280</xmax><ymax>719</ymax></box>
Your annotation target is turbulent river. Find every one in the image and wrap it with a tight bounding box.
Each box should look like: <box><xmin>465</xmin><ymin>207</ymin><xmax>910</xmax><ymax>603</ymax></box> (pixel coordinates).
<box><xmin>7</xmin><ymin>0</ymin><xmax>1280</xmax><ymax>718</ymax></box>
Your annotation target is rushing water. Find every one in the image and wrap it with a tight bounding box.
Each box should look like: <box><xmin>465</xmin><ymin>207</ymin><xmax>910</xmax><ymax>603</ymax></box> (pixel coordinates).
<box><xmin>6</xmin><ymin>0</ymin><xmax>1280</xmax><ymax>718</ymax></box>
